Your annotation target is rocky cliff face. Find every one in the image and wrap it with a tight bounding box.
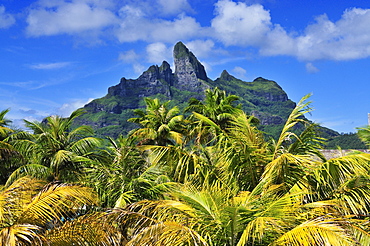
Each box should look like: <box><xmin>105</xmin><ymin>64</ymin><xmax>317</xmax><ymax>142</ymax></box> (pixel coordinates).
<box><xmin>84</xmin><ymin>42</ymin><xmax>210</xmax><ymax>115</ymax></box>
<box><xmin>108</xmin><ymin>61</ymin><xmax>173</xmax><ymax>99</ymax></box>
<box><xmin>77</xmin><ymin>41</ymin><xmax>297</xmax><ymax>137</ymax></box>
<box><xmin>173</xmin><ymin>42</ymin><xmax>209</xmax><ymax>93</ymax></box>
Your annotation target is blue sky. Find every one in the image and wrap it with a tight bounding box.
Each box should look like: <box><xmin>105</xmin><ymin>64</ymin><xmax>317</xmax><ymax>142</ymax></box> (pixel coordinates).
<box><xmin>1</xmin><ymin>0</ymin><xmax>370</xmax><ymax>133</ymax></box>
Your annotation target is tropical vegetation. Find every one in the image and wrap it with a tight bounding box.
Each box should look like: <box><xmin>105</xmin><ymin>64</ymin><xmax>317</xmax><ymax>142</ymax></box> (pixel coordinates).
<box><xmin>1</xmin><ymin>88</ymin><xmax>370</xmax><ymax>245</ymax></box>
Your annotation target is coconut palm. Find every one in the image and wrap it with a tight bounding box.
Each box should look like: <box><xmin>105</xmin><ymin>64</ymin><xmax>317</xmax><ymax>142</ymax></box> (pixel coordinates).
<box><xmin>0</xmin><ymin>109</ymin><xmax>19</xmax><ymax>184</ymax></box>
<box><xmin>357</xmin><ymin>125</ymin><xmax>370</xmax><ymax>147</ymax></box>
<box><xmin>6</xmin><ymin>109</ymin><xmax>102</xmax><ymax>183</ymax></box>
<box><xmin>185</xmin><ymin>87</ymin><xmax>244</xmax><ymax>145</ymax></box>
<box><xmin>144</xmin><ymin>151</ymin><xmax>370</xmax><ymax>245</ymax></box>
<box><xmin>136</xmin><ymin>94</ymin><xmax>370</xmax><ymax>245</ymax></box>
<box><xmin>84</xmin><ymin>136</ymin><xmax>176</xmax><ymax>207</ymax></box>
<box><xmin>128</xmin><ymin>98</ymin><xmax>185</xmax><ymax>146</ymax></box>
<box><xmin>0</xmin><ymin>176</ymin><xmax>120</xmax><ymax>245</ymax></box>
<box><xmin>0</xmin><ymin>108</ymin><xmax>12</xmax><ymax>139</ymax></box>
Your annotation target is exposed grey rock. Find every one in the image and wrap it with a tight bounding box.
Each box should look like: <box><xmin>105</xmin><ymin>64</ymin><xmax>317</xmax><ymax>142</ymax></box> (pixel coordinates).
<box><xmin>77</xmin><ymin>41</ymin><xmax>299</xmax><ymax>138</ymax></box>
<box><xmin>173</xmin><ymin>41</ymin><xmax>209</xmax><ymax>93</ymax></box>
<box><xmin>108</xmin><ymin>61</ymin><xmax>173</xmax><ymax>98</ymax></box>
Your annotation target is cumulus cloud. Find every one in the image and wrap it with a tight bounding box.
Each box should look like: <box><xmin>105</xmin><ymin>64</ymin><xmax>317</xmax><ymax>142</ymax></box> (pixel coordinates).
<box><xmin>0</xmin><ymin>5</ymin><xmax>15</xmax><ymax>28</ymax></box>
<box><xmin>146</xmin><ymin>42</ymin><xmax>171</xmax><ymax>63</ymax></box>
<box><xmin>29</xmin><ymin>62</ymin><xmax>71</xmax><ymax>69</ymax></box>
<box><xmin>118</xmin><ymin>49</ymin><xmax>146</xmax><ymax>75</ymax></box>
<box><xmin>22</xmin><ymin>0</ymin><xmax>370</xmax><ymax>63</ymax></box>
<box><xmin>294</xmin><ymin>8</ymin><xmax>370</xmax><ymax>61</ymax></box>
<box><xmin>116</xmin><ymin>7</ymin><xmax>202</xmax><ymax>43</ymax></box>
<box><xmin>211</xmin><ymin>1</ymin><xmax>370</xmax><ymax>62</ymax></box>
<box><xmin>211</xmin><ymin>1</ymin><xmax>272</xmax><ymax>46</ymax></box>
<box><xmin>26</xmin><ymin>0</ymin><xmax>117</xmax><ymax>36</ymax></box>
<box><xmin>157</xmin><ymin>0</ymin><xmax>193</xmax><ymax>16</ymax></box>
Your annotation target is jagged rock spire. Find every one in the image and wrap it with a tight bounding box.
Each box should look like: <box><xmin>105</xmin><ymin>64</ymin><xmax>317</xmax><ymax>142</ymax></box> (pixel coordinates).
<box><xmin>173</xmin><ymin>42</ymin><xmax>209</xmax><ymax>92</ymax></box>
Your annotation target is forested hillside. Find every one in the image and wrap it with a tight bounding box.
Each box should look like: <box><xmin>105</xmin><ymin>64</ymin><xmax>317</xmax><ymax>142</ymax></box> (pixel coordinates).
<box><xmin>71</xmin><ymin>42</ymin><xmax>363</xmax><ymax>148</ymax></box>
<box><xmin>1</xmin><ymin>93</ymin><xmax>370</xmax><ymax>245</ymax></box>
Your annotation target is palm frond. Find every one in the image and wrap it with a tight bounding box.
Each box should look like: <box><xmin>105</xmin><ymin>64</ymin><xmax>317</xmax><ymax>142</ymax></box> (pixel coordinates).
<box><xmin>127</xmin><ymin>221</ymin><xmax>208</xmax><ymax>246</ymax></box>
<box><xmin>0</xmin><ymin>224</ymin><xmax>45</xmax><ymax>246</ymax></box>
<box><xmin>44</xmin><ymin>212</ymin><xmax>121</xmax><ymax>246</ymax></box>
<box><xmin>5</xmin><ymin>164</ymin><xmax>52</xmax><ymax>187</ymax></box>
<box><xmin>18</xmin><ymin>182</ymin><xmax>97</xmax><ymax>226</ymax></box>
<box><xmin>272</xmin><ymin>217</ymin><xmax>354</xmax><ymax>246</ymax></box>
<box><xmin>273</xmin><ymin>93</ymin><xmax>312</xmax><ymax>159</ymax></box>
<box><xmin>0</xmin><ymin>177</ymin><xmax>45</xmax><ymax>227</ymax></box>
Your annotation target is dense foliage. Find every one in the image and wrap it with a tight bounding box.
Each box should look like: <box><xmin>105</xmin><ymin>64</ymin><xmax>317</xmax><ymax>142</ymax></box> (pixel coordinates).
<box><xmin>1</xmin><ymin>89</ymin><xmax>370</xmax><ymax>245</ymax></box>
<box><xmin>325</xmin><ymin>132</ymin><xmax>367</xmax><ymax>149</ymax></box>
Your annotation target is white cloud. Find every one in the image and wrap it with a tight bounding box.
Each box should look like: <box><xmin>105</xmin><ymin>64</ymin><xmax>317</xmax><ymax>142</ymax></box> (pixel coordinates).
<box><xmin>58</xmin><ymin>98</ymin><xmax>94</xmax><ymax>117</ymax></box>
<box><xmin>22</xmin><ymin>0</ymin><xmax>370</xmax><ymax>63</ymax></box>
<box><xmin>211</xmin><ymin>1</ymin><xmax>272</xmax><ymax>46</ymax></box>
<box><xmin>211</xmin><ymin>1</ymin><xmax>370</xmax><ymax>62</ymax></box>
<box><xmin>132</xmin><ymin>63</ymin><xmax>145</xmax><ymax>75</ymax></box>
<box><xmin>186</xmin><ymin>40</ymin><xmax>215</xmax><ymax>58</ymax></box>
<box><xmin>0</xmin><ymin>5</ymin><xmax>15</xmax><ymax>28</ymax></box>
<box><xmin>232</xmin><ymin>66</ymin><xmax>247</xmax><ymax>78</ymax></box>
<box><xmin>305</xmin><ymin>63</ymin><xmax>319</xmax><ymax>73</ymax></box>
<box><xmin>259</xmin><ymin>24</ymin><xmax>295</xmax><ymax>56</ymax></box>
<box><xmin>294</xmin><ymin>8</ymin><xmax>370</xmax><ymax>61</ymax></box>
<box><xmin>157</xmin><ymin>0</ymin><xmax>192</xmax><ymax>16</ymax></box>
<box><xmin>146</xmin><ymin>42</ymin><xmax>170</xmax><ymax>63</ymax></box>
<box><xmin>26</xmin><ymin>0</ymin><xmax>117</xmax><ymax>36</ymax></box>
<box><xmin>116</xmin><ymin>5</ymin><xmax>202</xmax><ymax>43</ymax></box>
<box><xmin>29</xmin><ymin>62</ymin><xmax>71</xmax><ymax>69</ymax></box>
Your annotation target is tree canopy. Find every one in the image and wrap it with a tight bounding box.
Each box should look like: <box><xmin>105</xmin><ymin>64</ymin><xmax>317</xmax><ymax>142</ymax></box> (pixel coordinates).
<box><xmin>1</xmin><ymin>89</ymin><xmax>370</xmax><ymax>245</ymax></box>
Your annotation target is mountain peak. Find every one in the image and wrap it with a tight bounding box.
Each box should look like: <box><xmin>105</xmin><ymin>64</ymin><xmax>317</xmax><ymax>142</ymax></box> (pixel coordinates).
<box><xmin>173</xmin><ymin>41</ymin><xmax>189</xmax><ymax>59</ymax></box>
<box><xmin>220</xmin><ymin>70</ymin><xmax>235</xmax><ymax>81</ymax></box>
<box><xmin>173</xmin><ymin>41</ymin><xmax>209</xmax><ymax>92</ymax></box>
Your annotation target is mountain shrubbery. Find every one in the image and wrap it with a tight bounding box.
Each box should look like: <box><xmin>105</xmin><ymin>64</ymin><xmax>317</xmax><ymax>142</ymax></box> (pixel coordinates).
<box><xmin>1</xmin><ymin>90</ymin><xmax>370</xmax><ymax>245</ymax></box>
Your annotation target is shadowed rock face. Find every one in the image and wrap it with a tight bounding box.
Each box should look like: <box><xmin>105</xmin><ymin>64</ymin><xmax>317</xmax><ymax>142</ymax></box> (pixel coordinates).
<box><xmin>108</xmin><ymin>61</ymin><xmax>173</xmax><ymax>99</ymax></box>
<box><xmin>86</xmin><ymin>42</ymin><xmax>211</xmax><ymax>115</ymax></box>
<box><xmin>173</xmin><ymin>42</ymin><xmax>209</xmax><ymax>93</ymax></box>
<box><xmin>76</xmin><ymin>41</ymin><xmax>300</xmax><ymax>138</ymax></box>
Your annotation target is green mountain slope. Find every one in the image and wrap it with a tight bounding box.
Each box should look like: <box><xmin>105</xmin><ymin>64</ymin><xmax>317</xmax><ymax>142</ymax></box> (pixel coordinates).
<box><xmin>73</xmin><ymin>42</ymin><xmax>363</xmax><ymax>148</ymax></box>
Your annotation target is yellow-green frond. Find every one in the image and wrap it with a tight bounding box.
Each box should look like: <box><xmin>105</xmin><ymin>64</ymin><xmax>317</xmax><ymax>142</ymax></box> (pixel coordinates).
<box><xmin>273</xmin><ymin>217</ymin><xmax>354</xmax><ymax>246</ymax></box>
<box><xmin>19</xmin><ymin>182</ymin><xmax>97</xmax><ymax>226</ymax></box>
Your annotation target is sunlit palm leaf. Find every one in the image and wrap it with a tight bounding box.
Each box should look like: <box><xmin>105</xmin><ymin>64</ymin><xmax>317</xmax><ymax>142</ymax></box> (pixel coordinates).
<box><xmin>19</xmin><ymin>182</ymin><xmax>97</xmax><ymax>226</ymax></box>
<box><xmin>0</xmin><ymin>224</ymin><xmax>45</xmax><ymax>246</ymax></box>
<box><xmin>44</xmin><ymin>212</ymin><xmax>121</xmax><ymax>246</ymax></box>
<box><xmin>127</xmin><ymin>221</ymin><xmax>208</xmax><ymax>246</ymax></box>
<box><xmin>272</xmin><ymin>217</ymin><xmax>354</xmax><ymax>246</ymax></box>
<box><xmin>273</xmin><ymin>93</ymin><xmax>312</xmax><ymax>159</ymax></box>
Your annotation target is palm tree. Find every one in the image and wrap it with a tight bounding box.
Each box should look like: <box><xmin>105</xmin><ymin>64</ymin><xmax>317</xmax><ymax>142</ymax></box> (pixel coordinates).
<box><xmin>0</xmin><ymin>109</ymin><xmax>19</xmax><ymax>184</ymax></box>
<box><xmin>83</xmin><ymin>136</ymin><xmax>175</xmax><ymax>207</ymax></box>
<box><xmin>6</xmin><ymin>109</ymin><xmax>102</xmax><ymax>183</ymax></box>
<box><xmin>185</xmin><ymin>87</ymin><xmax>244</xmax><ymax>145</ymax></box>
<box><xmin>128</xmin><ymin>98</ymin><xmax>185</xmax><ymax>146</ymax></box>
<box><xmin>0</xmin><ymin>108</ymin><xmax>12</xmax><ymax>139</ymax></box>
<box><xmin>0</xmin><ymin>176</ymin><xmax>119</xmax><ymax>245</ymax></box>
<box><xmin>136</xmin><ymin>94</ymin><xmax>370</xmax><ymax>245</ymax></box>
<box><xmin>143</xmin><ymin>150</ymin><xmax>370</xmax><ymax>245</ymax></box>
<box><xmin>357</xmin><ymin>125</ymin><xmax>370</xmax><ymax>147</ymax></box>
